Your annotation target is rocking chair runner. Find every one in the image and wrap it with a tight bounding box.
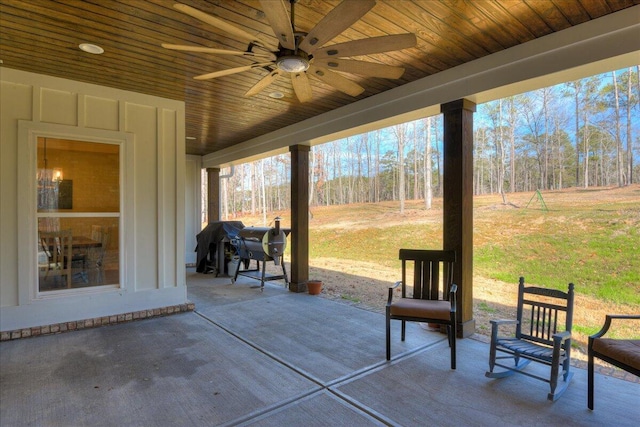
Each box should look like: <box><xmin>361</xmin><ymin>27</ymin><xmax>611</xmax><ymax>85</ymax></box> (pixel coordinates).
<box><xmin>486</xmin><ymin>277</ymin><xmax>575</xmax><ymax>401</ymax></box>
<box><xmin>386</xmin><ymin>249</ymin><xmax>458</xmax><ymax>369</ymax></box>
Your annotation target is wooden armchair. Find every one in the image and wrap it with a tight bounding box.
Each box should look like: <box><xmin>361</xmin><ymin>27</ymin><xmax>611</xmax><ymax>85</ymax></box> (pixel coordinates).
<box><xmin>485</xmin><ymin>277</ymin><xmax>575</xmax><ymax>401</ymax></box>
<box><xmin>588</xmin><ymin>314</ymin><xmax>640</xmax><ymax>410</ymax></box>
<box><xmin>386</xmin><ymin>249</ymin><xmax>457</xmax><ymax>369</ymax></box>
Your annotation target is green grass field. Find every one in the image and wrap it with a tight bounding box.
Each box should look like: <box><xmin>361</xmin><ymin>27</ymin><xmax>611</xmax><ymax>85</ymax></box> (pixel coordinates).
<box><xmin>237</xmin><ymin>185</ymin><xmax>640</xmax><ymax>312</ymax></box>
<box><xmin>304</xmin><ymin>186</ymin><xmax>640</xmax><ymax>307</ymax></box>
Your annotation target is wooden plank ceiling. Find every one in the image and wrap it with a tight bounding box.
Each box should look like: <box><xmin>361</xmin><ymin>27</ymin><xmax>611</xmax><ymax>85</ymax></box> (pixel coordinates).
<box><xmin>1</xmin><ymin>0</ymin><xmax>636</xmax><ymax>155</ymax></box>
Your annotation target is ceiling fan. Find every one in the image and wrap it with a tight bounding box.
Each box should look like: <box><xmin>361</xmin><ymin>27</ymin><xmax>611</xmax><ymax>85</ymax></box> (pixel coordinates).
<box><xmin>162</xmin><ymin>0</ymin><xmax>417</xmax><ymax>102</ymax></box>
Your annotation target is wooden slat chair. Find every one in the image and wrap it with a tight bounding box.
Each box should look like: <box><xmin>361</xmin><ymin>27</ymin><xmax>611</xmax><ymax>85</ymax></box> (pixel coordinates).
<box><xmin>386</xmin><ymin>249</ymin><xmax>458</xmax><ymax>369</ymax></box>
<box><xmin>588</xmin><ymin>314</ymin><xmax>640</xmax><ymax>410</ymax></box>
<box><xmin>39</xmin><ymin>230</ymin><xmax>73</xmax><ymax>289</ymax></box>
<box><xmin>90</xmin><ymin>225</ymin><xmax>111</xmax><ymax>284</ymax></box>
<box><xmin>486</xmin><ymin>277</ymin><xmax>575</xmax><ymax>401</ymax></box>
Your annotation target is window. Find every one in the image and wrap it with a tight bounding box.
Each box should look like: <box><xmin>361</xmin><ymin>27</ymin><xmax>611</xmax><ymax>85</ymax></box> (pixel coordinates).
<box><xmin>37</xmin><ymin>137</ymin><xmax>120</xmax><ymax>292</ymax></box>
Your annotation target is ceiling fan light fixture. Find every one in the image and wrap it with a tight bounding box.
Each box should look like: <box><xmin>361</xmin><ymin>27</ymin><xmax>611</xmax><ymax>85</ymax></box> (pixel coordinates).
<box><xmin>276</xmin><ymin>55</ymin><xmax>309</xmax><ymax>73</ymax></box>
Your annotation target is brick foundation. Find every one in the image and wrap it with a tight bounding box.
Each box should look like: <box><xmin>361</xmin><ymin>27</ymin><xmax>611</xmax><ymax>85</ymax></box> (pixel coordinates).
<box><xmin>0</xmin><ymin>302</ymin><xmax>196</xmax><ymax>341</ymax></box>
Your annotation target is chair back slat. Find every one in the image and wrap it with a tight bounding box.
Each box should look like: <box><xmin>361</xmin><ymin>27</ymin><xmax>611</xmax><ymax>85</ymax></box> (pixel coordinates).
<box><xmin>516</xmin><ymin>277</ymin><xmax>575</xmax><ymax>345</ymax></box>
<box><xmin>429</xmin><ymin>261</ymin><xmax>440</xmax><ymax>300</ymax></box>
<box><xmin>39</xmin><ymin>229</ymin><xmax>73</xmax><ymax>288</ymax></box>
<box><xmin>399</xmin><ymin>249</ymin><xmax>456</xmax><ymax>301</ymax></box>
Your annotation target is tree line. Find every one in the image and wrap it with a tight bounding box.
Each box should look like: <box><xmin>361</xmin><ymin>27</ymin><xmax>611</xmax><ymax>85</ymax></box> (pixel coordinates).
<box><xmin>212</xmin><ymin>67</ymin><xmax>639</xmax><ymax>221</ymax></box>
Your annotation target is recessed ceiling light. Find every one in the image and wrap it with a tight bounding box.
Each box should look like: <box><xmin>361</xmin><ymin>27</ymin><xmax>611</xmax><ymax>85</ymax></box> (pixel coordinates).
<box><xmin>79</xmin><ymin>43</ymin><xmax>104</xmax><ymax>54</ymax></box>
<box><xmin>269</xmin><ymin>91</ymin><xmax>284</xmax><ymax>99</ymax></box>
<box><xmin>186</xmin><ymin>137</ymin><xmax>196</xmax><ymax>140</ymax></box>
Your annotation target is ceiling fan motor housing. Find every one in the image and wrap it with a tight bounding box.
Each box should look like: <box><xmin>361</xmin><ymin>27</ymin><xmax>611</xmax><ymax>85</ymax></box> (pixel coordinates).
<box><xmin>276</xmin><ymin>47</ymin><xmax>310</xmax><ymax>73</ymax></box>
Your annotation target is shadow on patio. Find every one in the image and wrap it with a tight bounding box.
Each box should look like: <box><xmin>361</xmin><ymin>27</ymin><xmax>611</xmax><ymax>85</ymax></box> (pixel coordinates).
<box><xmin>1</xmin><ymin>268</ymin><xmax>637</xmax><ymax>426</ymax></box>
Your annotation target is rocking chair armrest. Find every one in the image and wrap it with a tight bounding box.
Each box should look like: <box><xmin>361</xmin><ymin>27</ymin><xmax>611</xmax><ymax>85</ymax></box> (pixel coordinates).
<box><xmin>387</xmin><ymin>281</ymin><xmax>402</xmax><ymax>306</ymax></box>
<box><xmin>552</xmin><ymin>330</ymin><xmax>572</xmax><ymax>345</ymax></box>
<box><xmin>489</xmin><ymin>319</ymin><xmax>519</xmax><ymax>326</ymax></box>
<box><xmin>489</xmin><ymin>319</ymin><xmax>518</xmax><ymax>339</ymax></box>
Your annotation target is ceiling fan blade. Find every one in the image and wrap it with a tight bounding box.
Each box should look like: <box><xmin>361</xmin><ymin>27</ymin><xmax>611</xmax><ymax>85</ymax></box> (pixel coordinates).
<box><xmin>313</xmin><ymin>58</ymin><xmax>405</xmax><ymax>79</ymax></box>
<box><xmin>313</xmin><ymin>34</ymin><xmax>417</xmax><ymax>59</ymax></box>
<box><xmin>308</xmin><ymin>65</ymin><xmax>364</xmax><ymax>97</ymax></box>
<box><xmin>245</xmin><ymin>70</ymin><xmax>282</xmax><ymax>97</ymax></box>
<box><xmin>194</xmin><ymin>62</ymin><xmax>274</xmax><ymax>80</ymax></box>
<box><xmin>174</xmin><ymin>3</ymin><xmax>273</xmax><ymax>48</ymax></box>
<box><xmin>290</xmin><ymin>72</ymin><xmax>313</xmax><ymax>103</ymax></box>
<box><xmin>259</xmin><ymin>0</ymin><xmax>295</xmax><ymax>50</ymax></box>
<box><xmin>299</xmin><ymin>0</ymin><xmax>376</xmax><ymax>54</ymax></box>
<box><xmin>161</xmin><ymin>44</ymin><xmax>276</xmax><ymax>60</ymax></box>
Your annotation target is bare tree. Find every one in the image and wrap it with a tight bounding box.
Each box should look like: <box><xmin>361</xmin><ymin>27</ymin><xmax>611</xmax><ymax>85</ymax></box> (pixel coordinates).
<box><xmin>612</xmin><ymin>71</ymin><xmax>624</xmax><ymax>186</ymax></box>
<box><xmin>626</xmin><ymin>69</ymin><xmax>633</xmax><ymax>184</ymax></box>
<box><xmin>423</xmin><ymin>117</ymin><xmax>433</xmax><ymax>209</ymax></box>
<box><xmin>309</xmin><ymin>146</ymin><xmax>317</xmax><ymax>205</ymax></box>
<box><xmin>412</xmin><ymin>121</ymin><xmax>419</xmax><ymax>200</ymax></box>
<box><xmin>566</xmin><ymin>80</ymin><xmax>582</xmax><ymax>186</ymax></box>
<box><xmin>375</xmin><ymin>129</ymin><xmax>381</xmax><ymax>202</ymax></box>
<box><xmin>259</xmin><ymin>160</ymin><xmax>266</xmax><ymax>224</ymax></box>
<box><xmin>434</xmin><ymin>115</ymin><xmax>443</xmax><ymax>196</ymax></box>
<box><xmin>392</xmin><ymin>123</ymin><xmax>408</xmax><ymax>213</ymax></box>
<box><xmin>508</xmin><ymin>97</ymin><xmax>517</xmax><ymax>193</ymax></box>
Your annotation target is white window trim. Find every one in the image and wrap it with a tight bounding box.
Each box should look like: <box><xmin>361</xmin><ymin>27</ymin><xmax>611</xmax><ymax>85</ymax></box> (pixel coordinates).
<box><xmin>18</xmin><ymin>121</ymin><xmax>133</xmax><ymax>305</ymax></box>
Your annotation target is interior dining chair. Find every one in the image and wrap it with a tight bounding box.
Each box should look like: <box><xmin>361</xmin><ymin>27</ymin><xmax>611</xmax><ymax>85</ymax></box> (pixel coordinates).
<box><xmin>39</xmin><ymin>229</ymin><xmax>73</xmax><ymax>289</ymax></box>
<box><xmin>90</xmin><ymin>225</ymin><xmax>110</xmax><ymax>284</ymax></box>
<box><xmin>386</xmin><ymin>249</ymin><xmax>458</xmax><ymax>369</ymax></box>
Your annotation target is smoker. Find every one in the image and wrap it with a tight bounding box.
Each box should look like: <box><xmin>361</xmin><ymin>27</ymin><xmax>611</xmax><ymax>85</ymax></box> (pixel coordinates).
<box><xmin>231</xmin><ymin>217</ymin><xmax>290</xmax><ymax>290</ymax></box>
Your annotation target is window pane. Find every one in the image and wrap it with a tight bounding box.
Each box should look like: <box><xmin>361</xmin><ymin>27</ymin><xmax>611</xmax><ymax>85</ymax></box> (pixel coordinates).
<box><xmin>37</xmin><ymin>138</ymin><xmax>120</xmax><ymax>292</ymax></box>
<box><xmin>37</xmin><ymin>138</ymin><xmax>119</xmax><ymax>213</ymax></box>
<box><xmin>38</xmin><ymin>218</ymin><xmax>120</xmax><ymax>291</ymax></box>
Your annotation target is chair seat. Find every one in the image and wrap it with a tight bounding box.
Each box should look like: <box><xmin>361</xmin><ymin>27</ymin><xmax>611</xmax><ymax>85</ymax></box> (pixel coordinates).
<box><xmin>592</xmin><ymin>339</ymin><xmax>640</xmax><ymax>371</ymax></box>
<box><xmin>390</xmin><ymin>299</ymin><xmax>451</xmax><ymax>320</ymax></box>
<box><xmin>496</xmin><ymin>338</ymin><xmax>566</xmax><ymax>364</ymax></box>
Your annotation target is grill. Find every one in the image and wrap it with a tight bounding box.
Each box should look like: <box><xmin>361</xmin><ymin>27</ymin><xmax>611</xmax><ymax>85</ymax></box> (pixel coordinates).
<box><xmin>231</xmin><ymin>217</ymin><xmax>290</xmax><ymax>290</ymax></box>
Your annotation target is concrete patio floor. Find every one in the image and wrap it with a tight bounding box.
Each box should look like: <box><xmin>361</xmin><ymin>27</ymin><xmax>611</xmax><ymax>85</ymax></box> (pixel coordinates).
<box><xmin>1</xmin><ymin>268</ymin><xmax>638</xmax><ymax>426</ymax></box>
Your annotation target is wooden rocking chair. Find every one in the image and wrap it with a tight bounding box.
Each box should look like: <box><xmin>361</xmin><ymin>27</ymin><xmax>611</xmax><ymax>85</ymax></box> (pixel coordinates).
<box><xmin>486</xmin><ymin>277</ymin><xmax>575</xmax><ymax>401</ymax></box>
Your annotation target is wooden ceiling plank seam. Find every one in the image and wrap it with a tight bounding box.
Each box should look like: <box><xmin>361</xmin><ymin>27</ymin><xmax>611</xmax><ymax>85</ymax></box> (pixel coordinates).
<box><xmin>577</xmin><ymin>0</ymin><xmax>614</xmax><ymax>18</ymax></box>
<box><xmin>549</xmin><ymin>0</ymin><xmax>592</xmax><ymax>26</ymax></box>
<box><xmin>411</xmin><ymin>0</ymin><xmax>507</xmax><ymax>52</ymax></box>
<box><xmin>605</xmin><ymin>0</ymin><xmax>637</xmax><ymax>13</ymax></box>
<box><xmin>464</xmin><ymin>0</ymin><xmax>538</xmax><ymax>45</ymax></box>
<box><xmin>365</xmin><ymin>3</ymin><xmax>476</xmax><ymax>69</ymax></box>
<box><xmin>374</xmin><ymin>1</ymin><xmax>492</xmax><ymax>59</ymax></box>
<box><xmin>522</xmin><ymin>0</ymin><xmax>573</xmax><ymax>33</ymax></box>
